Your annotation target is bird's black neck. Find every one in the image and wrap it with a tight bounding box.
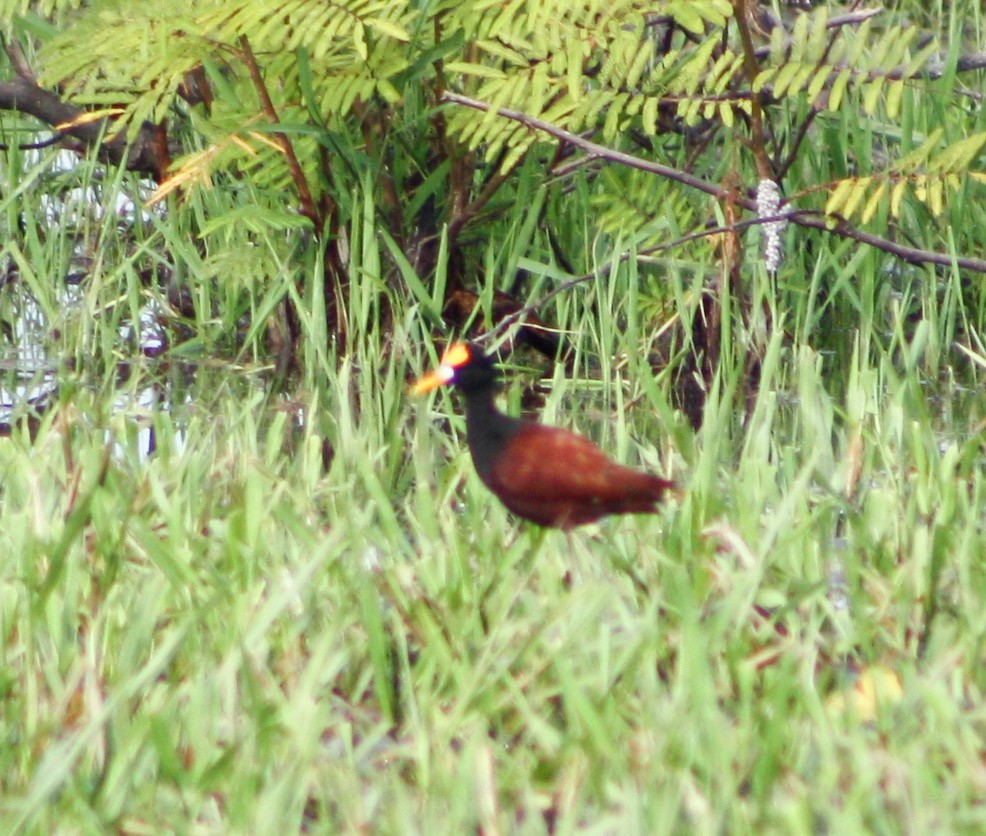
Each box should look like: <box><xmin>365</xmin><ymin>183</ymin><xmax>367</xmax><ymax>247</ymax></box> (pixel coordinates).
<box><xmin>460</xmin><ymin>387</ymin><xmax>522</xmax><ymax>483</ymax></box>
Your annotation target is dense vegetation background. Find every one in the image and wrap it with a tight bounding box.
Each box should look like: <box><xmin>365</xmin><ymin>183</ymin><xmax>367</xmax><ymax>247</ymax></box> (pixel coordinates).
<box><xmin>0</xmin><ymin>0</ymin><xmax>984</xmax><ymax>830</ymax></box>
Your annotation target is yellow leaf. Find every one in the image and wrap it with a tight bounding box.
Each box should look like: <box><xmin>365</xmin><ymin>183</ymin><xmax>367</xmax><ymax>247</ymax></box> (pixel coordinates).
<box><xmin>929</xmin><ymin>178</ymin><xmax>944</xmax><ymax>216</ymax></box>
<box><xmin>376</xmin><ymin>79</ymin><xmax>401</xmax><ymax>104</ymax></box>
<box><xmin>752</xmin><ymin>68</ymin><xmax>775</xmax><ymax>94</ymax></box>
<box><xmin>861</xmin><ymin>181</ymin><xmax>887</xmax><ymax>224</ymax></box>
<box><xmin>829</xmin><ymin>69</ymin><xmax>851</xmax><ymax>111</ymax></box>
<box><xmin>827</xmin><ymin>666</ymin><xmax>903</xmax><ymax>722</ymax></box>
<box><xmin>476</xmin><ymin>39</ymin><xmax>527</xmax><ymax>65</ymax></box>
<box><xmin>791</xmin><ymin>64</ymin><xmax>815</xmax><ymax>96</ymax></box>
<box><xmin>671</xmin><ymin>3</ymin><xmax>704</xmax><ymax>34</ymax></box>
<box><xmin>773</xmin><ymin>62</ymin><xmax>801</xmax><ymax>98</ymax></box>
<box><xmin>842</xmin><ymin>177</ymin><xmax>870</xmax><ymax>219</ymax></box>
<box><xmin>890</xmin><ymin>180</ymin><xmax>907</xmax><ymax>216</ymax></box>
<box><xmin>862</xmin><ymin>77</ymin><xmax>884</xmax><ymax>115</ymax></box>
<box><xmin>642</xmin><ymin>96</ymin><xmax>658</xmax><ymax>135</ymax></box>
<box><xmin>825</xmin><ymin>177</ymin><xmax>855</xmax><ymax>216</ymax></box>
<box><xmin>683</xmin><ymin>98</ymin><xmax>702</xmax><ymax>126</ymax></box>
<box><xmin>885</xmin><ymin>81</ymin><xmax>904</xmax><ymax>119</ymax></box>
<box><xmin>807</xmin><ymin>67</ymin><xmax>828</xmax><ymax>104</ymax></box>
<box><xmin>352</xmin><ymin>21</ymin><xmax>367</xmax><ymax>61</ymax></box>
<box><xmin>365</xmin><ymin>17</ymin><xmax>409</xmax><ymax>42</ymax></box>
<box><xmin>719</xmin><ymin>101</ymin><xmax>733</xmax><ymax>128</ymax></box>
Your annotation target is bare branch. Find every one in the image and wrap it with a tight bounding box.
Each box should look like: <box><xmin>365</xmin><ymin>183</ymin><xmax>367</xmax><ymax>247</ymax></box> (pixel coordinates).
<box><xmin>440</xmin><ymin>91</ymin><xmax>986</xmax><ymax>275</ymax></box>
<box><xmin>238</xmin><ymin>36</ymin><xmax>321</xmax><ymax>229</ymax></box>
<box><xmin>2</xmin><ymin>38</ymin><xmax>36</xmax><ymax>83</ymax></box>
<box><xmin>0</xmin><ymin>77</ymin><xmax>169</xmax><ymax>181</ymax></box>
<box><xmin>441</xmin><ymin>91</ymin><xmax>727</xmax><ymax>200</ymax></box>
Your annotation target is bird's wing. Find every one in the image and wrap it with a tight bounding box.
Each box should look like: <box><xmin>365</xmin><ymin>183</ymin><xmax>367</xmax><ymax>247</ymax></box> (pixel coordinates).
<box><xmin>487</xmin><ymin>424</ymin><xmax>666</xmax><ymax>504</ymax></box>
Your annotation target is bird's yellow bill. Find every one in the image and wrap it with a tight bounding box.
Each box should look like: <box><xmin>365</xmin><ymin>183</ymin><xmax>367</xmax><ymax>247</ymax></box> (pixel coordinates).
<box><xmin>411</xmin><ymin>369</ymin><xmax>446</xmax><ymax>395</ymax></box>
<box><xmin>411</xmin><ymin>343</ymin><xmax>471</xmax><ymax>394</ymax></box>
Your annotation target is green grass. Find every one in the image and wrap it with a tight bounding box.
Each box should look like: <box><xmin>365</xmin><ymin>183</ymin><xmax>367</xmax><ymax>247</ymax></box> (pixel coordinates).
<box><xmin>2</xmin><ymin>214</ymin><xmax>985</xmax><ymax>832</ymax></box>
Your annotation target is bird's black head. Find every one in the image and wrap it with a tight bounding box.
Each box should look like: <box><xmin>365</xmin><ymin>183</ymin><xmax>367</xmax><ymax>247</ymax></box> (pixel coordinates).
<box><xmin>412</xmin><ymin>342</ymin><xmax>499</xmax><ymax>396</ymax></box>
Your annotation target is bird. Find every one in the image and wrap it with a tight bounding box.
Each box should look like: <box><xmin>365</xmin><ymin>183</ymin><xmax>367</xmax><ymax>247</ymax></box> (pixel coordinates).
<box><xmin>412</xmin><ymin>342</ymin><xmax>675</xmax><ymax>530</ymax></box>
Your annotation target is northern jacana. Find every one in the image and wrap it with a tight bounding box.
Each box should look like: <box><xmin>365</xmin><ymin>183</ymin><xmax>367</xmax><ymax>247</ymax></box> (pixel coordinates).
<box><xmin>413</xmin><ymin>343</ymin><xmax>674</xmax><ymax>530</ymax></box>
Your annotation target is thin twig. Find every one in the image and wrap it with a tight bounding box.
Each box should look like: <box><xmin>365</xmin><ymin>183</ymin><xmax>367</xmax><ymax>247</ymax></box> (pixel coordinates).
<box><xmin>2</xmin><ymin>37</ymin><xmax>36</xmax><ymax>83</ymax></box>
<box><xmin>441</xmin><ymin>91</ymin><xmax>729</xmax><ymax>201</ymax></box>
<box><xmin>440</xmin><ymin>91</ymin><xmax>986</xmax><ymax>275</ymax></box>
<box><xmin>238</xmin><ymin>36</ymin><xmax>320</xmax><ymax>229</ymax></box>
<box><xmin>733</xmin><ymin>0</ymin><xmax>773</xmax><ymax>179</ymax></box>
<box><xmin>485</xmin><ymin>213</ymin><xmax>791</xmax><ymax>345</ymax></box>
